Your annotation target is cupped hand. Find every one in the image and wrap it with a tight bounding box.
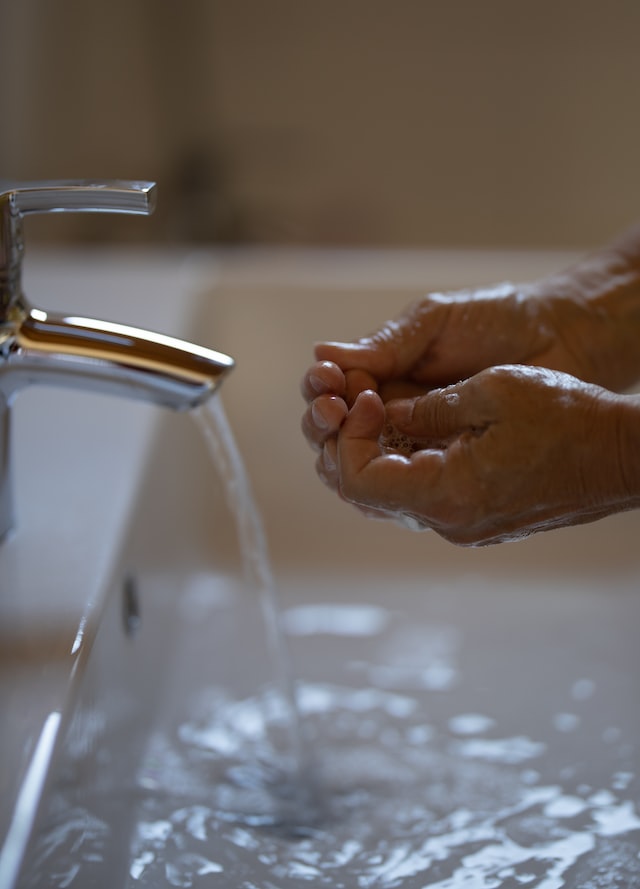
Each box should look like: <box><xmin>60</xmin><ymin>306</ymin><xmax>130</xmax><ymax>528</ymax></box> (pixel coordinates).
<box><xmin>314</xmin><ymin>278</ymin><xmax>625</xmax><ymax>396</ymax></box>
<box><xmin>302</xmin><ymin>280</ymin><xmax>579</xmax><ymax>497</ymax></box>
<box><xmin>334</xmin><ymin>365</ymin><xmax>635</xmax><ymax>545</ymax></box>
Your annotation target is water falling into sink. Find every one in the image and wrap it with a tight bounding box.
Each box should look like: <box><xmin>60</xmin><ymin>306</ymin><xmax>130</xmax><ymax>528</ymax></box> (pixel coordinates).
<box><xmin>193</xmin><ymin>397</ymin><xmax>312</xmax><ymax>817</ymax></box>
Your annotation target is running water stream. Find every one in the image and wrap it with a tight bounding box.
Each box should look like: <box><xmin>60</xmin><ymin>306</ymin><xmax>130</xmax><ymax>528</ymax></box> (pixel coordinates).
<box><xmin>193</xmin><ymin>397</ymin><xmax>313</xmax><ymax>819</ymax></box>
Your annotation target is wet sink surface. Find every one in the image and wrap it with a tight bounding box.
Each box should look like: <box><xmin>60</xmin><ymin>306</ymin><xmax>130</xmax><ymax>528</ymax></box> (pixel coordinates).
<box><xmin>16</xmin><ymin>566</ymin><xmax>640</xmax><ymax>888</ymax></box>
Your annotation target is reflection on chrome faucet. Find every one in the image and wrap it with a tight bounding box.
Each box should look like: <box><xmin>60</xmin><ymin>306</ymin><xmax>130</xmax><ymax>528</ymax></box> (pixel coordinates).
<box><xmin>0</xmin><ymin>180</ymin><xmax>234</xmax><ymax>542</ymax></box>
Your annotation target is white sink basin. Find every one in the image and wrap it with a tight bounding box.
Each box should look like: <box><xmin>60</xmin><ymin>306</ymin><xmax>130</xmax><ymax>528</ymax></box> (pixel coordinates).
<box><xmin>3</xmin><ymin>248</ymin><xmax>640</xmax><ymax>888</ymax></box>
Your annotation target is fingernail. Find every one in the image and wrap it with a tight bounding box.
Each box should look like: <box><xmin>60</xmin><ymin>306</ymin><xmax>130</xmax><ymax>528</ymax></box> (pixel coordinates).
<box><xmin>311</xmin><ymin>401</ymin><xmax>330</xmax><ymax>430</ymax></box>
<box><xmin>323</xmin><ymin>447</ymin><xmax>336</xmax><ymax>473</ymax></box>
<box><xmin>308</xmin><ymin>373</ymin><xmax>326</xmax><ymax>395</ymax></box>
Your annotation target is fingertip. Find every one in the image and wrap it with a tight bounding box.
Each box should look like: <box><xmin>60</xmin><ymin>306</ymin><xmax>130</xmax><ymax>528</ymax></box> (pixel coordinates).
<box><xmin>302</xmin><ymin>360</ymin><xmax>346</xmax><ymax>400</ymax></box>
<box><xmin>313</xmin><ymin>342</ymin><xmax>342</xmax><ymax>361</ymax></box>
<box><xmin>355</xmin><ymin>387</ymin><xmax>383</xmax><ymax>406</ymax></box>
<box><xmin>312</xmin><ymin>358</ymin><xmax>342</xmax><ymax>376</ymax></box>
<box><xmin>311</xmin><ymin>394</ymin><xmax>348</xmax><ymax>433</ymax></box>
<box><xmin>342</xmin><ymin>389</ymin><xmax>385</xmax><ymax>440</ymax></box>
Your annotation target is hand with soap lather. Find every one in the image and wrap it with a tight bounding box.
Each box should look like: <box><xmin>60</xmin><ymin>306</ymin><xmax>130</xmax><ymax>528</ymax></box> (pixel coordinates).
<box><xmin>301</xmin><ymin>224</ymin><xmax>640</xmax><ymax>544</ymax></box>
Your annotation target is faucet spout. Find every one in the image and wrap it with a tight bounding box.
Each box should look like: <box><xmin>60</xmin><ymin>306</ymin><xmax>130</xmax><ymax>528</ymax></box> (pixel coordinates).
<box><xmin>0</xmin><ymin>304</ymin><xmax>234</xmax><ymax>541</ymax></box>
<box><xmin>4</xmin><ymin>304</ymin><xmax>234</xmax><ymax>411</ymax></box>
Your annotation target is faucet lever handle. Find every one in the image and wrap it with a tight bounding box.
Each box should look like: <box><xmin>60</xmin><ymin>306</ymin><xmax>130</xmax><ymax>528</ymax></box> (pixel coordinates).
<box><xmin>0</xmin><ymin>179</ymin><xmax>156</xmax><ymax>217</ymax></box>
<box><xmin>0</xmin><ymin>180</ymin><xmax>156</xmax><ymax>316</ymax></box>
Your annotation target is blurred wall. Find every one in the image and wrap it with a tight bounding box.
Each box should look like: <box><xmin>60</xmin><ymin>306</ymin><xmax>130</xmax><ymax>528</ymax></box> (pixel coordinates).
<box><xmin>1</xmin><ymin>0</ymin><xmax>639</xmax><ymax>248</ymax></box>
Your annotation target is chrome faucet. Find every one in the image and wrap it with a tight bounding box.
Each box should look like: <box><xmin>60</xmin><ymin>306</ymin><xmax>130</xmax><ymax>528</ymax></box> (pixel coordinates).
<box><xmin>0</xmin><ymin>180</ymin><xmax>234</xmax><ymax>541</ymax></box>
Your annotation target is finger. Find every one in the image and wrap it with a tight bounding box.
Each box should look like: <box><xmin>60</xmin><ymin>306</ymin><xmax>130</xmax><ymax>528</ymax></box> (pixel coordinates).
<box><xmin>315</xmin><ymin>340</ymin><xmax>388</xmax><ymax>374</ymax></box>
<box><xmin>385</xmin><ymin>385</ymin><xmax>481</xmax><ymax>441</ymax></box>
<box><xmin>314</xmin><ymin>300</ymin><xmax>439</xmax><ymax>380</ymax></box>
<box><xmin>378</xmin><ymin>380</ymin><xmax>430</xmax><ymax>402</ymax></box>
<box><xmin>338</xmin><ymin>388</ymin><xmax>387</xmax><ymax>469</ymax></box>
<box><xmin>336</xmin><ymin>389</ymin><xmax>402</xmax><ymax>505</ymax></box>
<box><xmin>315</xmin><ymin>438</ymin><xmax>339</xmax><ymax>490</ymax></box>
<box><xmin>301</xmin><ymin>395</ymin><xmax>348</xmax><ymax>450</ymax></box>
<box><xmin>301</xmin><ymin>361</ymin><xmax>346</xmax><ymax>403</ymax></box>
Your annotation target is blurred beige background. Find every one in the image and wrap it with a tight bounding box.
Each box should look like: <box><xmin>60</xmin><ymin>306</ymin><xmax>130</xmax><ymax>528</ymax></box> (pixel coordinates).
<box><xmin>1</xmin><ymin>0</ymin><xmax>639</xmax><ymax>248</ymax></box>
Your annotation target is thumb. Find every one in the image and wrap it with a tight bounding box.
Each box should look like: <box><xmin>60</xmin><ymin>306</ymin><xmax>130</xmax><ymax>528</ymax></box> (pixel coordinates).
<box><xmin>386</xmin><ymin>387</ymin><xmax>477</xmax><ymax>441</ymax></box>
<box><xmin>337</xmin><ymin>389</ymin><xmax>386</xmax><ymax>482</ymax></box>
<box><xmin>340</xmin><ymin>388</ymin><xmax>386</xmax><ymax>444</ymax></box>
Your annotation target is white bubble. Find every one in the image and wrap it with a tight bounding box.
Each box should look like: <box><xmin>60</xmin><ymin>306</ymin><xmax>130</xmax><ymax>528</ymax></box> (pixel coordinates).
<box><xmin>448</xmin><ymin>713</ymin><xmax>496</xmax><ymax>736</ymax></box>
<box><xmin>553</xmin><ymin>713</ymin><xmax>580</xmax><ymax>733</ymax></box>
<box><xmin>571</xmin><ymin>679</ymin><xmax>596</xmax><ymax>701</ymax></box>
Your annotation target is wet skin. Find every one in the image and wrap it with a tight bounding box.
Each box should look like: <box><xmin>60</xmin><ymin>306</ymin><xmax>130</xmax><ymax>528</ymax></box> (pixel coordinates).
<box><xmin>301</xmin><ymin>226</ymin><xmax>640</xmax><ymax>545</ymax></box>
